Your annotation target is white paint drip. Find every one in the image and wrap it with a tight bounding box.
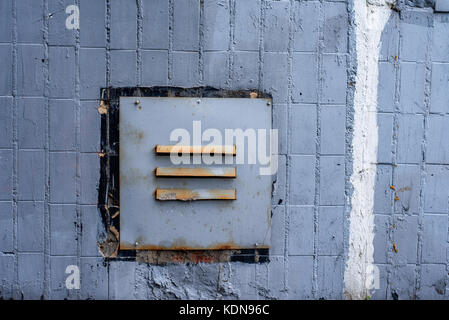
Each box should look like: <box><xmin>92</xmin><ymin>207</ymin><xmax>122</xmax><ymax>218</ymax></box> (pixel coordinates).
<box><xmin>344</xmin><ymin>0</ymin><xmax>392</xmax><ymax>300</ymax></box>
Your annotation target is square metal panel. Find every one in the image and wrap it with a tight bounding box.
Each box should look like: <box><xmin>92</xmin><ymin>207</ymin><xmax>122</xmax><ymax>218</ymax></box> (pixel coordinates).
<box><xmin>119</xmin><ymin>97</ymin><xmax>272</xmax><ymax>250</ymax></box>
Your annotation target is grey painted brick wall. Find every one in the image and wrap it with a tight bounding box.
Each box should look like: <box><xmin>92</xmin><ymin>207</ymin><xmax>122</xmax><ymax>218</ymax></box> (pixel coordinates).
<box><xmin>373</xmin><ymin>7</ymin><xmax>449</xmax><ymax>300</ymax></box>
<box><xmin>0</xmin><ymin>0</ymin><xmax>447</xmax><ymax>300</ymax></box>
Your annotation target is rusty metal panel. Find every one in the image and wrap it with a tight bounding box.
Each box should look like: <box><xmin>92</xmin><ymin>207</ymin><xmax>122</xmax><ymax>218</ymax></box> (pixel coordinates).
<box><xmin>156</xmin><ymin>189</ymin><xmax>236</xmax><ymax>201</ymax></box>
<box><xmin>155</xmin><ymin>167</ymin><xmax>236</xmax><ymax>178</ymax></box>
<box><xmin>119</xmin><ymin>97</ymin><xmax>272</xmax><ymax>250</ymax></box>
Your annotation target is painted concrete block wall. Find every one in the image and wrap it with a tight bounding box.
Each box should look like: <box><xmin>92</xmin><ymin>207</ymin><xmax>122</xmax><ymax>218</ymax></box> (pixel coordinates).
<box><xmin>373</xmin><ymin>7</ymin><xmax>449</xmax><ymax>300</ymax></box>
<box><xmin>0</xmin><ymin>0</ymin><xmax>447</xmax><ymax>300</ymax></box>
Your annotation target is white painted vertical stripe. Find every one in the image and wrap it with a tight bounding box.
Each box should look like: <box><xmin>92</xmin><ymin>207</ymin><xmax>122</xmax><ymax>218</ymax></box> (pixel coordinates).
<box><xmin>344</xmin><ymin>0</ymin><xmax>391</xmax><ymax>299</ymax></box>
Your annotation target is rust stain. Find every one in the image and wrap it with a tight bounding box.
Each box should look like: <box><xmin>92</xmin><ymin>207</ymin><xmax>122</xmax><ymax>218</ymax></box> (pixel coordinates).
<box><xmin>155</xmin><ymin>167</ymin><xmax>236</xmax><ymax>178</ymax></box>
<box><xmin>390</xmin><ymin>185</ymin><xmax>396</xmax><ymax>191</ymax></box>
<box><xmin>122</xmin><ymin>239</ymin><xmax>268</xmax><ymax>251</ymax></box>
<box><xmin>98</xmin><ymin>100</ymin><xmax>108</xmax><ymax>114</ymax></box>
<box><xmin>155</xmin><ymin>188</ymin><xmax>236</xmax><ymax>201</ymax></box>
<box><xmin>155</xmin><ymin>145</ymin><xmax>236</xmax><ymax>155</ymax></box>
<box><xmin>393</xmin><ymin>243</ymin><xmax>398</xmax><ymax>253</ymax></box>
<box><xmin>394</xmin><ymin>196</ymin><xmax>399</xmax><ymax>201</ymax></box>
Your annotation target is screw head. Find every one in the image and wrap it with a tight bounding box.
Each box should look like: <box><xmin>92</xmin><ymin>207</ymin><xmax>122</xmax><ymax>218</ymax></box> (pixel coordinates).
<box><xmin>135</xmin><ymin>100</ymin><xmax>140</xmax><ymax>105</ymax></box>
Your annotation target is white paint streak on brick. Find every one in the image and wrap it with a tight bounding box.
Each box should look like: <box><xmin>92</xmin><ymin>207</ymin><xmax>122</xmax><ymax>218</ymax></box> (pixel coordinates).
<box><xmin>344</xmin><ymin>0</ymin><xmax>391</xmax><ymax>300</ymax></box>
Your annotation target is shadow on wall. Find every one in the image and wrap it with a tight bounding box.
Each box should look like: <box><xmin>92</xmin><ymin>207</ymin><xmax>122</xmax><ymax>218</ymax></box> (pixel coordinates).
<box><xmin>373</xmin><ymin>7</ymin><xmax>449</xmax><ymax>300</ymax></box>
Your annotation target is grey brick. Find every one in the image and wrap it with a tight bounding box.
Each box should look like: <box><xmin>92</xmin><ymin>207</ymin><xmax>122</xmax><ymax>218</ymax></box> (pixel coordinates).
<box><xmin>0</xmin><ymin>0</ymin><xmax>12</xmax><ymax>42</ymax></box>
<box><xmin>0</xmin><ymin>44</ymin><xmax>12</xmax><ymax>95</ymax></box>
<box><xmin>80</xmin><ymin>0</ymin><xmax>106</xmax><ymax>47</ymax></box>
<box><xmin>399</xmin><ymin>62</ymin><xmax>425</xmax><ymax>113</ymax></box>
<box><xmin>400</xmin><ymin>21</ymin><xmax>429</xmax><ymax>62</ymax></box>
<box><xmin>377</xmin><ymin>113</ymin><xmax>394</xmax><ymax>163</ymax></box>
<box><xmin>292</xmin><ymin>53</ymin><xmax>318</xmax><ymax>103</ymax></box>
<box><xmin>270</xmin><ymin>205</ymin><xmax>285</xmax><ymax>256</ymax></box>
<box><xmin>393</xmin><ymin>165</ymin><xmax>420</xmax><ymax>215</ymax></box>
<box><xmin>0</xmin><ymin>150</ymin><xmax>13</xmax><ymax>201</ymax></box>
<box><xmin>234</xmin><ymin>0</ymin><xmax>260</xmax><ymax>51</ymax></box>
<box><xmin>263</xmin><ymin>52</ymin><xmax>288</xmax><ymax>103</ymax></box>
<box><xmin>141</xmin><ymin>50</ymin><xmax>168</xmax><ymax>86</ymax></box>
<box><xmin>0</xmin><ymin>254</ymin><xmax>14</xmax><ymax>299</ymax></box>
<box><xmin>374</xmin><ymin>165</ymin><xmax>393</xmax><ymax>214</ymax></box>
<box><xmin>424</xmin><ymin>165</ymin><xmax>449</xmax><ymax>213</ymax></box>
<box><xmin>18</xmin><ymin>150</ymin><xmax>45</xmax><ymax>201</ymax></box>
<box><xmin>419</xmin><ymin>264</ymin><xmax>447</xmax><ymax>299</ymax></box>
<box><xmin>80</xmin><ymin>48</ymin><xmax>106</xmax><ymax>99</ymax></box>
<box><xmin>422</xmin><ymin>215</ymin><xmax>448</xmax><ymax>264</ymax></box>
<box><xmin>430</xmin><ymin>63</ymin><xmax>449</xmax><ymax>113</ymax></box>
<box><xmin>232</xmin><ymin>51</ymin><xmax>258</xmax><ymax>89</ymax></box>
<box><xmin>321</xmin><ymin>106</ymin><xmax>345</xmax><ymax>155</ymax></box>
<box><xmin>81</xmin><ymin>206</ymin><xmax>101</xmax><ymax>256</ymax></box>
<box><xmin>110</xmin><ymin>0</ymin><xmax>137</xmax><ymax>49</ymax></box>
<box><xmin>49</xmin><ymin>152</ymin><xmax>76</xmax><ymax>203</ymax></box>
<box><xmin>288</xmin><ymin>206</ymin><xmax>314</xmax><ymax>255</ymax></box>
<box><xmin>389</xmin><ymin>264</ymin><xmax>415</xmax><ymax>300</ymax></box>
<box><xmin>374</xmin><ymin>215</ymin><xmax>390</xmax><ymax>264</ymax></box>
<box><xmin>17</xmin><ymin>0</ymin><xmax>43</xmax><ymax>43</ymax></box>
<box><xmin>203</xmin><ymin>51</ymin><xmax>228</xmax><ymax>88</ymax></box>
<box><xmin>396</xmin><ymin>113</ymin><xmax>423</xmax><ymax>164</ymax></box>
<box><xmin>268</xmin><ymin>256</ymin><xmax>285</xmax><ymax>298</ymax></box>
<box><xmin>18</xmin><ymin>201</ymin><xmax>44</xmax><ymax>252</ymax></box>
<box><xmin>229</xmin><ymin>262</ymin><xmax>258</xmax><ymax>299</ymax></box>
<box><xmin>173</xmin><ymin>0</ymin><xmax>199</xmax><ymax>51</ymax></box>
<box><xmin>80</xmin><ymin>257</ymin><xmax>108</xmax><ymax>299</ymax></box>
<box><xmin>432</xmin><ymin>17</ymin><xmax>449</xmax><ymax>61</ymax></box>
<box><xmin>18</xmin><ymin>253</ymin><xmax>44</xmax><ymax>299</ymax></box>
<box><xmin>264</xmin><ymin>1</ymin><xmax>289</xmax><ymax>52</ymax></box>
<box><xmin>379</xmin><ymin>14</ymin><xmax>398</xmax><ymax>61</ymax></box>
<box><xmin>17</xmin><ymin>44</ymin><xmax>45</xmax><ymax>96</ymax></box>
<box><xmin>272</xmin><ymin>104</ymin><xmax>287</xmax><ymax>155</ymax></box>
<box><xmin>109</xmin><ymin>261</ymin><xmax>138</xmax><ymax>299</ymax></box>
<box><xmin>80</xmin><ymin>153</ymin><xmax>99</xmax><ymax>205</ymax></box>
<box><xmin>322</xmin><ymin>54</ymin><xmax>347</xmax><ymax>104</ymax></box>
<box><xmin>80</xmin><ymin>101</ymin><xmax>100</xmax><ymax>153</ymax></box>
<box><xmin>203</xmin><ymin>0</ymin><xmax>229</xmax><ymax>51</ymax></box>
<box><xmin>0</xmin><ymin>202</ymin><xmax>13</xmax><ymax>252</ymax></box>
<box><xmin>371</xmin><ymin>264</ymin><xmax>388</xmax><ymax>300</ymax></box>
<box><xmin>287</xmin><ymin>256</ymin><xmax>313</xmax><ymax>299</ymax></box>
<box><xmin>289</xmin><ymin>155</ymin><xmax>315</xmax><ymax>205</ymax></box>
<box><xmin>323</xmin><ymin>2</ymin><xmax>348</xmax><ymax>53</ymax></box>
<box><xmin>317</xmin><ymin>256</ymin><xmax>343</xmax><ymax>299</ymax></box>
<box><xmin>49</xmin><ymin>46</ymin><xmax>75</xmax><ymax>98</ymax></box>
<box><xmin>49</xmin><ymin>99</ymin><xmax>76</xmax><ymax>151</ymax></box>
<box><xmin>172</xmin><ymin>51</ymin><xmax>199</xmax><ymax>87</ymax></box>
<box><xmin>290</xmin><ymin>104</ymin><xmax>317</xmax><ymax>155</ymax></box>
<box><xmin>0</xmin><ymin>97</ymin><xmax>13</xmax><ymax>148</ymax></box>
<box><xmin>48</xmin><ymin>0</ymin><xmax>76</xmax><ymax>46</ymax></box>
<box><xmin>272</xmin><ymin>155</ymin><xmax>286</xmax><ymax>206</ymax></box>
<box><xmin>427</xmin><ymin>115</ymin><xmax>449</xmax><ymax>164</ymax></box>
<box><xmin>319</xmin><ymin>156</ymin><xmax>345</xmax><ymax>206</ymax></box>
<box><xmin>17</xmin><ymin>97</ymin><xmax>45</xmax><ymax>149</ymax></box>
<box><xmin>141</xmin><ymin>0</ymin><xmax>168</xmax><ymax>49</ymax></box>
<box><xmin>50</xmin><ymin>204</ymin><xmax>77</xmax><ymax>255</ymax></box>
<box><xmin>292</xmin><ymin>1</ymin><xmax>319</xmax><ymax>52</ymax></box>
<box><xmin>318</xmin><ymin>206</ymin><xmax>344</xmax><ymax>256</ymax></box>
<box><xmin>110</xmin><ymin>50</ymin><xmax>137</xmax><ymax>87</ymax></box>
<box><xmin>50</xmin><ymin>256</ymin><xmax>78</xmax><ymax>299</ymax></box>
<box><xmin>377</xmin><ymin>62</ymin><xmax>396</xmax><ymax>112</ymax></box>
<box><xmin>393</xmin><ymin>215</ymin><xmax>418</xmax><ymax>264</ymax></box>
